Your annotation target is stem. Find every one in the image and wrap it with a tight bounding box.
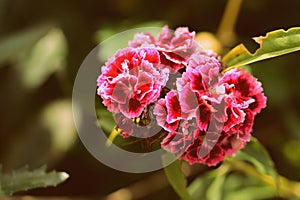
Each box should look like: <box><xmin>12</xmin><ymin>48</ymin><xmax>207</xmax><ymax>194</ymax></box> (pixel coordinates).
<box><xmin>216</xmin><ymin>0</ymin><xmax>243</xmax><ymax>47</ymax></box>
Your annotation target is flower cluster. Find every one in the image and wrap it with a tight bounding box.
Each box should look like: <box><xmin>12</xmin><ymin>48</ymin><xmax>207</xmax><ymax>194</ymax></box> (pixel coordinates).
<box><xmin>97</xmin><ymin>26</ymin><xmax>266</xmax><ymax>166</ymax></box>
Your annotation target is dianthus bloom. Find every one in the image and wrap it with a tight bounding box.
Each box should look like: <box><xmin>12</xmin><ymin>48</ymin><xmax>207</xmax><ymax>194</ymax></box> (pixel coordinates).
<box><xmin>129</xmin><ymin>25</ymin><xmax>199</xmax><ymax>73</ymax></box>
<box><xmin>97</xmin><ymin>47</ymin><xmax>168</xmax><ymax>118</ymax></box>
<box><xmin>154</xmin><ymin>52</ymin><xmax>266</xmax><ymax>166</ymax></box>
<box><xmin>97</xmin><ymin>26</ymin><xmax>267</xmax><ymax>166</ymax></box>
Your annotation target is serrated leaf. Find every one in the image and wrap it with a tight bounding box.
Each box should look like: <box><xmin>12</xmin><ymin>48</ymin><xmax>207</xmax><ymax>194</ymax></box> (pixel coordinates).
<box><xmin>0</xmin><ymin>165</ymin><xmax>69</xmax><ymax>196</ymax></box>
<box><xmin>234</xmin><ymin>137</ymin><xmax>278</xmax><ymax>188</ymax></box>
<box><xmin>222</xmin><ymin>27</ymin><xmax>300</xmax><ymax>70</ymax></box>
<box><xmin>162</xmin><ymin>154</ymin><xmax>190</xmax><ymax>200</ymax></box>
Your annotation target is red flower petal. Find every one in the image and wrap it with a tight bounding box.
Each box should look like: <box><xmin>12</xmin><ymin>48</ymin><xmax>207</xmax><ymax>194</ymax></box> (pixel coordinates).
<box><xmin>119</xmin><ymin>98</ymin><xmax>143</xmax><ymax>118</ymax></box>
<box><xmin>249</xmin><ymin>93</ymin><xmax>267</xmax><ymax>114</ymax></box>
<box><xmin>165</xmin><ymin>91</ymin><xmax>182</xmax><ymax>123</ymax></box>
<box><xmin>195</xmin><ymin>103</ymin><xmax>211</xmax><ymax>131</ymax></box>
<box><xmin>178</xmin><ymin>84</ymin><xmax>199</xmax><ymax>114</ymax></box>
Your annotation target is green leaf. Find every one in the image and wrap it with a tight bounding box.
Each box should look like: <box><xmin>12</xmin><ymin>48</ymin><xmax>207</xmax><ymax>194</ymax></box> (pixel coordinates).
<box><xmin>162</xmin><ymin>154</ymin><xmax>190</xmax><ymax>200</ymax></box>
<box><xmin>94</xmin><ymin>21</ymin><xmax>165</xmax><ymax>42</ymax></box>
<box><xmin>4</xmin><ymin>100</ymin><xmax>76</xmax><ymax>168</ymax></box>
<box><xmin>97</xmin><ymin>108</ymin><xmax>116</xmax><ymax>134</ymax></box>
<box><xmin>95</xmin><ymin>23</ymin><xmax>164</xmax><ymax>62</ymax></box>
<box><xmin>17</xmin><ymin>27</ymin><xmax>68</xmax><ymax>89</ymax></box>
<box><xmin>223</xmin><ymin>173</ymin><xmax>276</xmax><ymax>200</ymax></box>
<box><xmin>222</xmin><ymin>27</ymin><xmax>300</xmax><ymax>70</ymax></box>
<box><xmin>42</xmin><ymin>100</ymin><xmax>77</xmax><ymax>155</ymax></box>
<box><xmin>0</xmin><ymin>24</ymin><xmax>51</xmax><ymax>65</ymax></box>
<box><xmin>206</xmin><ymin>169</ymin><xmax>227</xmax><ymax>200</ymax></box>
<box><xmin>0</xmin><ymin>165</ymin><xmax>69</xmax><ymax>196</ymax></box>
<box><xmin>225</xmin><ymin>185</ymin><xmax>275</xmax><ymax>200</ymax></box>
<box><xmin>188</xmin><ymin>173</ymin><xmax>214</xmax><ymax>200</ymax></box>
<box><xmin>188</xmin><ymin>164</ymin><xmax>229</xmax><ymax>200</ymax></box>
<box><xmin>233</xmin><ymin>137</ymin><xmax>278</xmax><ymax>188</ymax></box>
<box><xmin>189</xmin><ymin>165</ymin><xmax>277</xmax><ymax>200</ymax></box>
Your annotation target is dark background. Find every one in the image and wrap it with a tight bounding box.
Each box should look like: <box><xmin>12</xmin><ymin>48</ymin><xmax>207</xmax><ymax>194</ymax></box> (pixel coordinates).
<box><xmin>1</xmin><ymin>0</ymin><xmax>300</xmax><ymax>199</ymax></box>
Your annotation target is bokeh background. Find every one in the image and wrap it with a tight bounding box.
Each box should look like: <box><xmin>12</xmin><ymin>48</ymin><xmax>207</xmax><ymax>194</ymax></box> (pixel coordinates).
<box><xmin>1</xmin><ymin>0</ymin><xmax>300</xmax><ymax>199</ymax></box>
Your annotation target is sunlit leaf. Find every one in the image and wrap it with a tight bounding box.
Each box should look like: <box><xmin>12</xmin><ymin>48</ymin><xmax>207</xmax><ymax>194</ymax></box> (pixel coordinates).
<box><xmin>4</xmin><ymin>100</ymin><xmax>76</xmax><ymax>168</ymax></box>
<box><xmin>0</xmin><ymin>165</ymin><xmax>69</xmax><ymax>196</ymax></box>
<box><xmin>0</xmin><ymin>24</ymin><xmax>51</xmax><ymax>65</ymax></box>
<box><xmin>42</xmin><ymin>100</ymin><xmax>77</xmax><ymax>155</ymax></box>
<box><xmin>222</xmin><ymin>27</ymin><xmax>300</xmax><ymax>70</ymax></box>
<box><xmin>162</xmin><ymin>154</ymin><xmax>190</xmax><ymax>200</ymax></box>
<box><xmin>234</xmin><ymin>137</ymin><xmax>278</xmax><ymax>188</ymax></box>
<box><xmin>17</xmin><ymin>27</ymin><xmax>67</xmax><ymax>89</ymax></box>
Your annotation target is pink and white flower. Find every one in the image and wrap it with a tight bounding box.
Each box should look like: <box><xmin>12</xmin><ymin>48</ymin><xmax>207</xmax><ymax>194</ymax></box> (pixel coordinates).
<box><xmin>129</xmin><ymin>25</ymin><xmax>199</xmax><ymax>73</ymax></box>
<box><xmin>154</xmin><ymin>52</ymin><xmax>267</xmax><ymax>166</ymax></box>
<box><xmin>97</xmin><ymin>47</ymin><xmax>168</xmax><ymax>119</ymax></box>
<box><xmin>97</xmin><ymin>25</ymin><xmax>267</xmax><ymax>167</ymax></box>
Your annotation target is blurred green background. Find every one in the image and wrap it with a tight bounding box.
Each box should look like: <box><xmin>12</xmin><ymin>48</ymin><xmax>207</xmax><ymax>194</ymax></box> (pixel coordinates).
<box><xmin>1</xmin><ymin>0</ymin><xmax>300</xmax><ymax>199</ymax></box>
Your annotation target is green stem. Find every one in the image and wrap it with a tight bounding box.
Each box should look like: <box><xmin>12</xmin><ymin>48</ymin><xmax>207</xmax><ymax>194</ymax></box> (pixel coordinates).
<box><xmin>217</xmin><ymin>0</ymin><xmax>243</xmax><ymax>47</ymax></box>
<box><xmin>229</xmin><ymin>159</ymin><xmax>300</xmax><ymax>199</ymax></box>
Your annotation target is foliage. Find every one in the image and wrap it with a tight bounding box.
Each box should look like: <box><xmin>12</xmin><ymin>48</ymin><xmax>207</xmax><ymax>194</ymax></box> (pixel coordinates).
<box><xmin>0</xmin><ymin>165</ymin><xmax>69</xmax><ymax>196</ymax></box>
<box><xmin>222</xmin><ymin>27</ymin><xmax>300</xmax><ymax>70</ymax></box>
<box><xmin>1</xmin><ymin>0</ymin><xmax>300</xmax><ymax>199</ymax></box>
<box><xmin>162</xmin><ymin>154</ymin><xmax>190</xmax><ymax>200</ymax></box>
<box><xmin>233</xmin><ymin>137</ymin><xmax>278</xmax><ymax>187</ymax></box>
<box><xmin>163</xmin><ymin>27</ymin><xmax>300</xmax><ymax>199</ymax></box>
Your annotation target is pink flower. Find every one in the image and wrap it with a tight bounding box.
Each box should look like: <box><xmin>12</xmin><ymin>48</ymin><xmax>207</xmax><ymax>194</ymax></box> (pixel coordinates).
<box><xmin>129</xmin><ymin>25</ymin><xmax>199</xmax><ymax>73</ymax></box>
<box><xmin>221</xmin><ymin>68</ymin><xmax>267</xmax><ymax>140</ymax></box>
<box><xmin>153</xmin><ymin>91</ymin><xmax>181</xmax><ymax>132</ymax></box>
<box><xmin>161</xmin><ymin>120</ymin><xmax>197</xmax><ymax>155</ymax></box>
<box><xmin>97</xmin><ymin>25</ymin><xmax>267</xmax><ymax>167</ymax></box>
<box><xmin>156</xmin><ymin>26</ymin><xmax>198</xmax><ymax>57</ymax></box>
<box><xmin>155</xmin><ymin>53</ymin><xmax>267</xmax><ymax>166</ymax></box>
<box><xmin>97</xmin><ymin>47</ymin><xmax>168</xmax><ymax>118</ymax></box>
<box><xmin>129</xmin><ymin>32</ymin><xmax>156</xmax><ymax>48</ymax></box>
<box><xmin>221</xmin><ymin>68</ymin><xmax>267</xmax><ymax>115</ymax></box>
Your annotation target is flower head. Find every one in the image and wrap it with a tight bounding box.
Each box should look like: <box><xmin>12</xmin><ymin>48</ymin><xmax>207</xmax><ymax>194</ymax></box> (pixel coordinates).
<box><xmin>97</xmin><ymin>47</ymin><xmax>168</xmax><ymax>118</ymax></box>
<box><xmin>154</xmin><ymin>53</ymin><xmax>267</xmax><ymax>166</ymax></box>
<box><xmin>97</xmin><ymin>25</ymin><xmax>267</xmax><ymax>167</ymax></box>
<box><xmin>129</xmin><ymin>25</ymin><xmax>200</xmax><ymax>73</ymax></box>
